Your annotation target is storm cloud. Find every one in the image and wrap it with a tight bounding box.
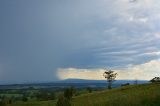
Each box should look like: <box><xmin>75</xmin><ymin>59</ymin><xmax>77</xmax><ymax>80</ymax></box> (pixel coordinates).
<box><xmin>0</xmin><ymin>0</ymin><xmax>160</xmax><ymax>84</ymax></box>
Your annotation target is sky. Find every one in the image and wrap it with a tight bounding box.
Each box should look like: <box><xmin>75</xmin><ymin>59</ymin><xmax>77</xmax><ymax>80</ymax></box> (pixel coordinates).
<box><xmin>0</xmin><ymin>0</ymin><xmax>160</xmax><ymax>84</ymax></box>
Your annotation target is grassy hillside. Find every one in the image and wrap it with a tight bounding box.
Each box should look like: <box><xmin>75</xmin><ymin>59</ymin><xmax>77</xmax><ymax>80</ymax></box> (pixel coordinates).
<box><xmin>71</xmin><ymin>83</ymin><xmax>160</xmax><ymax>106</ymax></box>
<box><xmin>8</xmin><ymin>83</ymin><xmax>160</xmax><ymax>106</ymax></box>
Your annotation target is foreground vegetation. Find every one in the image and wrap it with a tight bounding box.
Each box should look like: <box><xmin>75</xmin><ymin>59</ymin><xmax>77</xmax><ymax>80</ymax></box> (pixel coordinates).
<box><xmin>71</xmin><ymin>83</ymin><xmax>160</xmax><ymax>106</ymax></box>
<box><xmin>3</xmin><ymin>83</ymin><xmax>160</xmax><ymax>106</ymax></box>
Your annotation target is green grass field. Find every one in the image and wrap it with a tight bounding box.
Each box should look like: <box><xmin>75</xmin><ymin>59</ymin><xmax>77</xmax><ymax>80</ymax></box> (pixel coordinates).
<box><xmin>8</xmin><ymin>83</ymin><xmax>160</xmax><ymax>106</ymax></box>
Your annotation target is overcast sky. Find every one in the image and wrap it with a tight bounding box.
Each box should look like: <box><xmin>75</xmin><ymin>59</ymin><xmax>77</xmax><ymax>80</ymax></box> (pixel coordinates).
<box><xmin>0</xmin><ymin>0</ymin><xmax>160</xmax><ymax>84</ymax></box>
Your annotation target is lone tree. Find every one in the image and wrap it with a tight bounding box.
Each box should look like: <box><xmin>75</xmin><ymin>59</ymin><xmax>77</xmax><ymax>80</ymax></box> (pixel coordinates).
<box><xmin>103</xmin><ymin>69</ymin><xmax>117</xmax><ymax>89</ymax></box>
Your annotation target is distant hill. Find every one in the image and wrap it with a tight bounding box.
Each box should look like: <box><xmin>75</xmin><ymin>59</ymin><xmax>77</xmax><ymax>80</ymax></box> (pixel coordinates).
<box><xmin>0</xmin><ymin>79</ymin><xmax>149</xmax><ymax>89</ymax></box>
<box><xmin>56</xmin><ymin>78</ymin><xmax>148</xmax><ymax>84</ymax></box>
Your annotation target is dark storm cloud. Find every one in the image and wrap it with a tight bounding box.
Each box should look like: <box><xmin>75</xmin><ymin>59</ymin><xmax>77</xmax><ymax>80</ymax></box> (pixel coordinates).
<box><xmin>0</xmin><ymin>0</ymin><xmax>160</xmax><ymax>84</ymax></box>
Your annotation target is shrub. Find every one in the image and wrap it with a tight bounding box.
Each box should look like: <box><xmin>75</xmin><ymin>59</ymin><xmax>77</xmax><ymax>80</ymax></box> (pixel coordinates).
<box><xmin>0</xmin><ymin>97</ymin><xmax>11</xmax><ymax>106</ymax></box>
<box><xmin>36</xmin><ymin>91</ymin><xmax>49</xmax><ymax>101</ymax></box>
<box><xmin>49</xmin><ymin>92</ymin><xmax>55</xmax><ymax>100</ymax></box>
<box><xmin>64</xmin><ymin>87</ymin><xmax>76</xmax><ymax>100</ymax></box>
<box><xmin>56</xmin><ymin>95</ymin><xmax>71</xmax><ymax>106</ymax></box>
<box><xmin>64</xmin><ymin>88</ymin><xmax>72</xmax><ymax>100</ymax></box>
<box><xmin>22</xmin><ymin>96</ymin><xmax>28</xmax><ymax>102</ymax></box>
<box><xmin>86</xmin><ymin>87</ymin><xmax>92</xmax><ymax>93</ymax></box>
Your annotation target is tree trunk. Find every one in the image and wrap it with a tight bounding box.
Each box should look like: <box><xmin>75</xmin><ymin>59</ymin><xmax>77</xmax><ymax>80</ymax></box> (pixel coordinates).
<box><xmin>108</xmin><ymin>81</ymin><xmax>112</xmax><ymax>89</ymax></box>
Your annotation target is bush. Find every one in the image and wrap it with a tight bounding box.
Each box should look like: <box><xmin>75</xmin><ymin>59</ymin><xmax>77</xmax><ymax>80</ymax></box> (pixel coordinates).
<box><xmin>49</xmin><ymin>92</ymin><xmax>55</xmax><ymax>100</ymax></box>
<box><xmin>64</xmin><ymin>87</ymin><xmax>76</xmax><ymax>100</ymax></box>
<box><xmin>0</xmin><ymin>100</ymin><xmax>7</xmax><ymax>106</ymax></box>
<box><xmin>56</xmin><ymin>95</ymin><xmax>71</xmax><ymax>106</ymax></box>
<box><xmin>86</xmin><ymin>87</ymin><xmax>92</xmax><ymax>93</ymax></box>
<box><xmin>0</xmin><ymin>97</ymin><xmax>11</xmax><ymax>106</ymax></box>
<box><xmin>64</xmin><ymin>88</ymin><xmax>72</xmax><ymax>100</ymax></box>
<box><xmin>36</xmin><ymin>91</ymin><xmax>49</xmax><ymax>101</ymax></box>
<box><xmin>22</xmin><ymin>96</ymin><xmax>28</xmax><ymax>102</ymax></box>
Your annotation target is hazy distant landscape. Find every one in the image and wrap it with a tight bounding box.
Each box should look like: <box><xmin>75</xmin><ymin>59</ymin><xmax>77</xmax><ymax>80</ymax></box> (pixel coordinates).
<box><xmin>0</xmin><ymin>79</ymin><xmax>148</xmax><ymax>89</ymax></box>
<box><xmin>0</xmin><ymin>81</ymin><xmax>160</xmax><ymax>106</ymax></box>
<box><xmin>0</xmin><ymin>79</ymin><xmax>153</xmax><ymax>106</ymax></box>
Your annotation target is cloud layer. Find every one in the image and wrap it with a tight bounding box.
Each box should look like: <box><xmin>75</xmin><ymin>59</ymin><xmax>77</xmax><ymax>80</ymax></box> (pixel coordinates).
<box><xmin>0</xmin><ymin>0</ymin><xmax>160</xmax><ymax>83</ymax></box>
<box><xmin>58</xmin><ymin>60</ymin><xmax>160</xmax><ymax>80</ymax></box>
<box><xmin>55</xmin><ymin>0</ymin><xmax>160</xmax><ymax>68</ymax></box>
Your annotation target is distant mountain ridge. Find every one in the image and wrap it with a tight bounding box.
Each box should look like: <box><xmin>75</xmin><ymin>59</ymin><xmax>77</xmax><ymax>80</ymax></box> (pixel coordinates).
<box><xmin>0</xmin><ymin>79</ymin><xmax>149</xmax><ymax>86</ymax></box>
<box><xmin>0</xmin><ymin>79</ymin><xmax>149</xmax><ymax>89</ymax></box>
<box><xmin>56</xmin><ymin>78</ymin><xmax>149</xmax><ymax>84</ymax></box>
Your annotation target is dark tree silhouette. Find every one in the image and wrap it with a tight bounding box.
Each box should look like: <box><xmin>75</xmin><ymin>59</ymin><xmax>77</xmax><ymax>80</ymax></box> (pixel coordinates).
<box><xmin>56</xmin><ymin>95</ymin><xmax>71</xmax><ymax>106</ymax></box>
<box><xmin>0</xmin><ymin>97</ymin><xmax>11</xmax><ymax>106</ymax></box>
<box><xmin>103</xmin><ymin>69</ymin><xmax>117</xmax><ymax>89</ymax></box>
<box><xmin>86</xmin><ymin>87</ymin><xmax>92</xmax><ymax>93</ymax></box>
<box><xmin>150</xmin><ymin>77</ymin><xmax>160</xmax><ymax>83</ymax></box>
<box><xmin>22</xmin><ymin>96</ymin><xmax>28</xmax><ymax>102</ymax></box>
<box><xmin>56</xmin><ymin>87</ymin><xmax>76</xmax><ymax>106</ymax></box>
<box><xmin>64</xmin><ymin>87</ymin><xmax>76</xmax><ymax>100</ymax></box>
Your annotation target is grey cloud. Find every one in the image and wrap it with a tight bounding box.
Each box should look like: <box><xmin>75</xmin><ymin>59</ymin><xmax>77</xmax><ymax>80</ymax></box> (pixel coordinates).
<box><xmin>0</xmin><ymin>0</ymin><xmax>160</xmax><ymax>83</ymax></box>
